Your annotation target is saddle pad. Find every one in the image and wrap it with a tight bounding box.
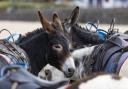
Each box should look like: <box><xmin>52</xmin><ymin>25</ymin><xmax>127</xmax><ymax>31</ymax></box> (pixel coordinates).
<box><xmin>103</xmin><ymin>52</ymin><xmax>121</xmax><ymax>73</ymax></box>
<box><xmin>102</xmin><ymin>46</ymin><xmax>121</xmax><ymax>70</ymax></box>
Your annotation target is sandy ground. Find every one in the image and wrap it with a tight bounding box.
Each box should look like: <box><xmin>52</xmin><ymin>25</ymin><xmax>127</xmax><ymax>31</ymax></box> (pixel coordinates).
<box><xmin>0</xmin><ymin>20</ymin><xmax>128</xmax><ymax>39</ymax></box>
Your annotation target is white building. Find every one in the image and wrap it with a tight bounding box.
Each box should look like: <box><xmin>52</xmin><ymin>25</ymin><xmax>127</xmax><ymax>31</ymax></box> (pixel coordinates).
<box><xmin>90</xmin><ymin>0</ymin><xmax>128</xmax><ymax>8</ymax></box>
<box><xmin>55</xmin><ymin>0</ymin><xmax>128</xmax><ymax>8</ymax></box>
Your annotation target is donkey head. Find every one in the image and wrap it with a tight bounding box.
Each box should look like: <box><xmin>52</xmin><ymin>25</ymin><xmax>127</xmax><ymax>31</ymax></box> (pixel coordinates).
<box><xmin>38</xmin><ymin>11</ymin><xmax>76</xmax><ymax>77</ymax></box>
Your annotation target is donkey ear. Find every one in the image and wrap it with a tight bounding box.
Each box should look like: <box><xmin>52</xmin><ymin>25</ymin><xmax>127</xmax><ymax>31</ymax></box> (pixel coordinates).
<box><xmin>52</xmin><ymin>12</ymin><xmax>63</xmax><ymax>31</ymax></box>
<box><xmin>53</xmin><ymin>12</ymin><xmax>61</xmax><ymax>25</ymax></box>
<box><xmin>65</xmin><ymin>6</ymin><xmax>79</xmax><ymax>26</ymax></box>
<box><xmin>69</xmin><ymin>6</ymin><xmax>79</xmax><ymax>25</ymax></box>
<box><xmin>38</xmin><ymin>10</ymin><xmax>53</xmax><ymax>33</ymax></box>
<box><xmin>53</xmin><ymin>12</ymin><xmax>59</xmax><ymax>20</ymax></box>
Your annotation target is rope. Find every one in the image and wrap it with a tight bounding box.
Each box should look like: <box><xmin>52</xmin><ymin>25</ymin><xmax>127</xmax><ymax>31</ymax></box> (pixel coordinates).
<box><xmin>0</xmin><ymin>29</ymin><xmax>15</xmax><ymax>43</ymax></box>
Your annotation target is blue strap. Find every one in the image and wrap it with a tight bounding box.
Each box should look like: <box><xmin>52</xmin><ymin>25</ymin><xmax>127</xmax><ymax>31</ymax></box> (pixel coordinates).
<box><xmin>6</xmin><ymin>33</ymin><xmax>22</xmax><ymax>44</ymax></box>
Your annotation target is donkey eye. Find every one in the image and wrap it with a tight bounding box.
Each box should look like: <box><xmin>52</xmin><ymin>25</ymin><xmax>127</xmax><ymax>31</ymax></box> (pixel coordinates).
<box><xmin>52</xmin><ymin>44</ymin><xmax>63</xmax><ymax>51</ymax></box>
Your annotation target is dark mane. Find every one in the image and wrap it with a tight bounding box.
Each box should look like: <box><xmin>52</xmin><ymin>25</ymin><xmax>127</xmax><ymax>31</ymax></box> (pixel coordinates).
<box><xmin>75</xmin><ymin>23</ymin><xmax>87</xmax><ymax>31</ymax></box>
<box><xmin>26</xmin><ymin>28</ymin><xmax>43</xmax><ymax>37</ymax></box>
<box><xmin>20</xmin><ymin>28</ymin><xmax>45</xmax><ymax>43</ymax></box>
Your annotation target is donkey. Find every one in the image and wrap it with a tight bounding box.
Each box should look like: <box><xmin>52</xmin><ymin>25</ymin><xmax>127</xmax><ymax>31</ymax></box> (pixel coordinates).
<box><xmin>71</xmin><ymin>33</ymin><xmax>128</xmax><ymax>79</ymax></box>
<box><xmin>62</xmin><ymin>6</ymin><xmax>104</xmax><ymax>48</ymax></box>
<box><xmin>63</xmin><ymin>6</ymin><xmax>118</xmax><ymax>49</ymax></box>
<box><xmin>39</xmin><ymin>46</ymin><xmax>96</xmax><ymax>81</ymax></box>
<box><xmin>18</xmin><ymin>11</ymin><xmax>76</xmax><ymax>77</ymax></box>
<box><xmin>40</xmin><ymin>33</ymin><xmax>128</xmax><ymax>80</ymax></box>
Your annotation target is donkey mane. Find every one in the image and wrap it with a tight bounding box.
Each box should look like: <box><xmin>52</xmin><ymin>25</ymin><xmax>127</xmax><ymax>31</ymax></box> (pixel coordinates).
<box><xmin>20</xmin><ymin>28</ymin><xmax>45</xmax><ymax>42</ymax></box>
<box><xmin>75</xmin><ymin>23</ymin><xmax>87</xmax><ymax>31</ymax></box>
<box><xmin>25</xmin><ymin>28</ymin><xmax>43</xmax><ymax>37</ymax></box>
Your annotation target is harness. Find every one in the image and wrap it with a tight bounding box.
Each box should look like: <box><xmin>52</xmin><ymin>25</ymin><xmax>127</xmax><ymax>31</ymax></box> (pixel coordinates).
<box><xmin>0</xmin><ymin>39</ymin><xmax>29</xmax><ymax>70</ymax></box>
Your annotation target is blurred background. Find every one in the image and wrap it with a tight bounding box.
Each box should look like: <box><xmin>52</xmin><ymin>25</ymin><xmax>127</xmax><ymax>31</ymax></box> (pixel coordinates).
<box><xmin>0</xmin><ymin>0</ymin><xmax>128</xmax><ymax>38</ymax></box>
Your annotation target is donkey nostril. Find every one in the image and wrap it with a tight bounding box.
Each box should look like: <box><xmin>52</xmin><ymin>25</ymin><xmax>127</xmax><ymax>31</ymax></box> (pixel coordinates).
<box><xmin>68</xmin><ymin>68</ymin><xmax>75</xmax><ymax>74</ymax></box>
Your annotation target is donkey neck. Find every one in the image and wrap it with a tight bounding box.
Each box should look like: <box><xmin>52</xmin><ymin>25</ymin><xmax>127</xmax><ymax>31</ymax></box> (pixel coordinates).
<box><xmin>71</xmin><ymin>24</ymin><xmax>102</xmax><ymax>46</ymax></box>
<box><xmin>72</xmin><ymin>46</ymin><xmax>96</xmax><ymax>60</ymax></box>
<box><xmin>19</xmin><ymin>28</ymin><xmax>49</xmax><ymax>75</ymax></box>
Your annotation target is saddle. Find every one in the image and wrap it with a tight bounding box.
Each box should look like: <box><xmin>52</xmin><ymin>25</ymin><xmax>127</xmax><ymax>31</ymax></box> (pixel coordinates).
<box><xmin>93</xmin><ymin>33</ymin><xmax>128</xmax><ymax>73</ymax></box>
<box><xmin>0</xmin><ymin>65</ymin><xmax>68</xmax><ymax>89</ymax></box>
<box><xmin>103</xmin><ymin>33</ymin><xmax>128</xmax><ymax>72</ymax></box>
<box><xmin>0</xmin><ymin>39</ymin><xmax>29</xmax><ymax>70</ymax></box>
<box><xmin>108</xmin><ymin>33</ymin><xmax>128</xmax><ymax>48</ymax></box>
